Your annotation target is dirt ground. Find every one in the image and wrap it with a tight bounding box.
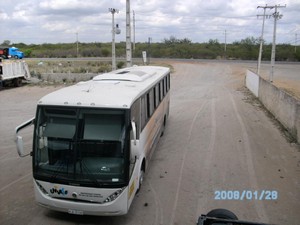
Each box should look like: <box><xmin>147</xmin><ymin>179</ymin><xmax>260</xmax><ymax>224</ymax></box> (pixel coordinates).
<box><xmin>0</xmin><ymin>61</ymin><xmax>299</xmax><ymax>225</ymax></box>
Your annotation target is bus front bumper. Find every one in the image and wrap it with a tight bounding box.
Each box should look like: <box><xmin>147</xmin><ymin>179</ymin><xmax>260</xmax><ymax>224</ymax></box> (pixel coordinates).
<box><xmin>34</xmin><ymin>181</ymin><xmax>129</xmax><ymax>216</ymax></box>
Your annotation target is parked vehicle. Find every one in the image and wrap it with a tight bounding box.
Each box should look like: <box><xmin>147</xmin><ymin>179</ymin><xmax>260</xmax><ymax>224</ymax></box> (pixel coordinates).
<box><xmin>0</xmin><ymin>58</ymin><xmax>30</xmax><ymax>88</ymax></box>
<box><xmin>0</xmin><ymin>47</ymin><xmax>24</xmax><ymax>59</ymax></box>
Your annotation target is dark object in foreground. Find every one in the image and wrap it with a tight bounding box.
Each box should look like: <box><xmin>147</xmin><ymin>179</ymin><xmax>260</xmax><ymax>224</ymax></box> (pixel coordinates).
<box><xmin>197</xmin><ymin>209</ymin><xmax>274</xmax><ymax>225</ymax></box>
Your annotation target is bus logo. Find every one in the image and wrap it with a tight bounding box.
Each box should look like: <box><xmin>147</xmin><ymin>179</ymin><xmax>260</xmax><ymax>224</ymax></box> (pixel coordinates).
<box><xmin>50</xmin><ymin>186</ymin><xmax>68</xmax><ymax>196</ymax></box>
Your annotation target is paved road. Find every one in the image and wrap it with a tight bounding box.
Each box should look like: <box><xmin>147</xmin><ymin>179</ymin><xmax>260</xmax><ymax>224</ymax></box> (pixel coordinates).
<box><xmin>0</xmin><ymin>62</ymin><xmax>299</xmax><ymax>225</ymax></box>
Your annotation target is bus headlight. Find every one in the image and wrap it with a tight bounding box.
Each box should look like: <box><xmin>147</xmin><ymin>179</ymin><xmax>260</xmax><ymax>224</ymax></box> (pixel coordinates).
<box><xmin>103</xmin><ymin>187</ymin><xmax>125</xmax><ymax>203</ymax></box>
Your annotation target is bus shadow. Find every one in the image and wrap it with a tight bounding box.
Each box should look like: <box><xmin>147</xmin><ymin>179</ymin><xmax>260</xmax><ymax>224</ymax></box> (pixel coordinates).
<box><xmin>44</xmin><ymin>210</ymin><xmax>122</xmax><ymax>224</ymax></box>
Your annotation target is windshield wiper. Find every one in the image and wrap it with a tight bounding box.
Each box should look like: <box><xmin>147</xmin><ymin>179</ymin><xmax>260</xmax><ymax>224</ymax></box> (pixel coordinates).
<box><xmin>77</xmin><ymin>159</ymin><xmax>104</xmax><ymax>187</ymax></box>
<box><xmin>49</xmin><ymin>160</ymin><xmax>69</xmax><ymax>182</ymax></box>
<box><xmin>48</xmin><ymin>144</ymin><xmax>75</xmax><ymax>182</ymax></box>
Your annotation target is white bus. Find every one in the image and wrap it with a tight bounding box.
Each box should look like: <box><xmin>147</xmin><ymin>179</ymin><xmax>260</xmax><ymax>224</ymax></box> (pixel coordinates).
<box><xmin>15</xmin><ymin>66</ymin><xmax>170</xmax><ymax>216</ymax></box>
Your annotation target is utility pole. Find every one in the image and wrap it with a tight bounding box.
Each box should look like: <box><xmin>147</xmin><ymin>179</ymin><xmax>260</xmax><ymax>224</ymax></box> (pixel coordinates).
<box><xmin>148</xmin><ymin>37</ymin><xmax>152</xmax><ymax>65</ymax></box>
<box><xmin>224</xmin><ymin>29</ymin><xmax>227</xmax><ymax>59</ymax></box>
<box><xmin>270</xmin><ymin>4</ymin><xmax>286</xmax><ymax>82</ymax></box>
<box><xmin>109</xmin><ymin>8</ymin><xmax>119</xmax><ymax>71</ymax></box>
<box><xmin>257</xmin><ymin>5</ymin><xmax>272</xmax><ymax>75</ymax></box>
<box><xmin>295</xmin><ymin>33</ymin><xmax>298</xmax><ymax>53</ymax></box>
<box><xmin>133</xmin><ymin>10</ymin><xmax>136</xmax><ymax>51</ymax></box>
<box><xmin>126</xmin><ymin>0</ymin><xmax>132</xmax><ymax>67</ymax></box>
<box><xmin>76</xmin><ymin>32</ymin><xmax>79</xmax><ymax>58</ymax></box>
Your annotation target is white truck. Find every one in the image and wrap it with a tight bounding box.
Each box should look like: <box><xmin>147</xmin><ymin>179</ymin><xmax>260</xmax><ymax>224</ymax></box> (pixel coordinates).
<box><xmin>0</xmin><ymin>58</ymin><xmax>31</xmax><ymax>88</ymax></box>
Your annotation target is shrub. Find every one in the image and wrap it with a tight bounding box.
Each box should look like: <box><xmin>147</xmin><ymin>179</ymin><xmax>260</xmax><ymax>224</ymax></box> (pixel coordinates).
<box><xmin>117</xmin><ymin>61</ymin><xmax>125</xmax><ymax>69</ymax></box>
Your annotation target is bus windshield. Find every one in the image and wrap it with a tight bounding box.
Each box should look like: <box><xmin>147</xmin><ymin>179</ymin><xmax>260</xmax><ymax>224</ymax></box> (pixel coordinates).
<box><xmin>33</xmin><ymin>106</ymin><xmax>129</xmax><ymax>187</ymax></box>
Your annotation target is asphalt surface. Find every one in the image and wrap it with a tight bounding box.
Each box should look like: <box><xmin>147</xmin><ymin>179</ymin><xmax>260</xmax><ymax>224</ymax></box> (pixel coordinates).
<box><xmin>0</xmin><ymin>62</ymin><xmax>299</xmax><ymax>225</ymax></box>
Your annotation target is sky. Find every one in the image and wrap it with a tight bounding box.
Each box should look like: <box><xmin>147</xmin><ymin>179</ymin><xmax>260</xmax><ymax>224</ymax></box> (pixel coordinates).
<box><xmin>0</xmin><ymin>0</ymin><xmax>299</xmax><ymax>45</ymax></box>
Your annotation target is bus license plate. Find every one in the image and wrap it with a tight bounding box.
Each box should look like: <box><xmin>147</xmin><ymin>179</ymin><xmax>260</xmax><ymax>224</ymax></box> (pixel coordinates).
<box><xmin>68</xmin><ymin>209</ymin><xmax>83</xmax><ymax>215</ymax></box>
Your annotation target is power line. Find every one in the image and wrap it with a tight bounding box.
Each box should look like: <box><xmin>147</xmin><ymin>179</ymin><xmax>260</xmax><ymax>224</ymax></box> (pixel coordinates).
<box><xmin>135</xmin><ymin>11</ymin><xmax>257</xmax><ymax>20</ymax></box>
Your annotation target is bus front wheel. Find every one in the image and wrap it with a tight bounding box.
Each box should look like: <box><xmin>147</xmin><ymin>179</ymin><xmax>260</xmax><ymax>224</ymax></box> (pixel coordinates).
<box><xmin>139</xmin><ymin>170</ymin><xmax>144</xmax><ymax>187</ymax></box>
<box><xmin>137</xmin><ymin>161</ymin><xmax>145</xmax><ymax>194</ymax></box>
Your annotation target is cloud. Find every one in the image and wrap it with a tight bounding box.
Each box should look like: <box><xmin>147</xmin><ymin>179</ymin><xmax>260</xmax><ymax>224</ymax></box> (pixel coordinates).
<box><xmin>37</xmin><ymin>0</ymin><xmax>103</xmax><ymax>16</ymax></box>
<box><xmin>0</xmin><ymin>10</ymin><xmax>9</xmax><ymax>20</ymax></box>
<box><xmin>0</xmin><ymin>0</ymin><xmax>299</xmax><ymax>44</ymax></box>
<box><xmin>173</xmin><ymin>3</ymin><xmax>190</xmax><ymax>14</ymax></box>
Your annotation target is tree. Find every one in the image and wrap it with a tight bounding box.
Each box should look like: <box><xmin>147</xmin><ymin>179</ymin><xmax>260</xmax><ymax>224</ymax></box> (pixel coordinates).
<box><xmin>208</xmin><ymin>39</ymin><xmax>220</xmax><ymax>45</ymax></box>
<box><xmin>179</xmin><ymin>38</ymin><xmax>192</xmax><ymax>44</ymax></box>
<box><xmin>101</xmin><ymin>48</ymin><xmax>110</xmax><ymax>57</ymax></box>
<box><xmin>163</xmin><ymin>36</ymin><xmax>191</xmax><ymax>45</ymax></box>
<box><xmin>163</xmin><ymin>36</ymin><xmax>178</xmax><ymax>45</ymax></box>
<box><xmin>1</xmin><ymin>40</ymin><xmax>10</xmax><ymax>46</ymax></box>
<box><xmin>24</xmin><ymin>49</ymin><xmax>32</xmax><ymax>57</ymax></box>
<box><xmin>240</xmin><ymin>37</ymin><xmax>259</xmax><ymax>48</ymax></box>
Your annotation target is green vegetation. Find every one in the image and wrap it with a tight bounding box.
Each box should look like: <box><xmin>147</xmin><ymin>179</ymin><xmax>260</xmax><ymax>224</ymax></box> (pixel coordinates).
<box><xmin>26</xmin><ymin>60</ymin><xmax>112</xmax><ymax>75</ymax></box>
<box><xmin>2</xmin><ymin>36</ymin><xmax>299</xmax><ymax>61</ymax></box>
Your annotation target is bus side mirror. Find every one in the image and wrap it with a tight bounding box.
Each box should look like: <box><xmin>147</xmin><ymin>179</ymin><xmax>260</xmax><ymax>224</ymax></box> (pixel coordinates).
<box><xmin>15</xmin><ymin>117</ymin><xmax>35</xmax><ymax>157</ymax></box>
<box><xmin>131</xmin><ymin>121</ymin><xmax>137</xmax><ymax>145</ymax></box>
<box><xmin>16</xmin><ymin>136</ymin><xmax>25</xmax><ymax>157</ymax></box>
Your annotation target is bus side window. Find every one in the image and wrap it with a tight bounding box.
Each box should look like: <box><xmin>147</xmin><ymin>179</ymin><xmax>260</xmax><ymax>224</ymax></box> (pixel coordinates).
<box><xmin>167</xmin><ymin>73</ymin><xmax>170</xmax><ymax>91</ymax></box>
<box><xmin>131</xmin><ymin>100</ymin><xmax>140</xmax><ymax>139</ymax></box>
<box><xmin>153</xmin><ymin>86</ymin><xmax>157</xmax><ymax>108</ymax></box>
<box><xmin>162</xmin><ymin>79</ymin><xmax>166</xmax><ymax>97</ymax></box>
<box><xmin>158</xmin><ymin>82</ymin><xmax>162</xmax><ymax>101</ymax></box>
<box><xmin>155</xmin><ymin>84</ymin><xmax>160</xmax><ymax>108</ymax></box>
<box><xmin>146</xmin><ymin>93</ymin><xmax>150</xmax><ymax>118</ymax></box>
<box><xmin>164</xmin><ymin>77</ymin><xmax>168</xmax><ymax>94</ymax></box>
<box><xmin>141</xmin><ymin>95</ymin><xmax>147</xmax><ymax>130</ymax></box>
<box><xmin>147</xmin><ymin>90</ymin><xmax>154</xmax><ymax>118</ymax></box>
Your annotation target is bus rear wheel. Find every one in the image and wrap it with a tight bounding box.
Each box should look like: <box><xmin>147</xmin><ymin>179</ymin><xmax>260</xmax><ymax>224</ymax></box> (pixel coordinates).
<box><xmin>160</xmin><ymin>115</ymin><xmax>167</xmax><ymax>137</ymax></box>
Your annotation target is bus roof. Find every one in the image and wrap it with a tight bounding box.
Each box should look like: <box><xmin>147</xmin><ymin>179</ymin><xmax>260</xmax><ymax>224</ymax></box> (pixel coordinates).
<box><xmin>37</xmin><ymin>66</ymin><xmax>170</xmax><ymax>109</ymax></box>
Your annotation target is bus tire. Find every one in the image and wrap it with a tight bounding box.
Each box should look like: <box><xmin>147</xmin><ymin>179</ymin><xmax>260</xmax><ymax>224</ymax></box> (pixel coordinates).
<box><xmin>136</xmin><ymin>170</ymin><xmax>144</xmax><ymax>194</ymax></box>
<box><xmin>207</xmin><ymin>208</ymin><xmax>238</xmax><ymax>220</ymax></box>
<box><xmin>139</xmin><ymin>170</ymin><xmax>144</xmax><ymax>187</ymax></box>
<box><xmin>160</xmin><ymin>115</ymin><xmax>167</xmax><ymax>137</ymax></box>
<box><xmin>136</xmin><ymin>160</ymin><xmax>145</xmax><ymax>194</ymax></box>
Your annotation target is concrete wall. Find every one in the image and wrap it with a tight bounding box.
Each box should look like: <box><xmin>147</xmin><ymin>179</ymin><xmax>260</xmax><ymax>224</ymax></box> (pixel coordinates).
<box><xmin>246</xmin><ymin>70</ymin><xmax>300</xmax><ymax>143</ymax></box>
<box><xmin>41</xmin><ymin>73</ymin><xmax>95</xmax><ymax>83</ymax></box>
<box><xmin>246</xmin><ymin>70</ymin><xmax>259</xmax><ymax>97</ymax></box>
